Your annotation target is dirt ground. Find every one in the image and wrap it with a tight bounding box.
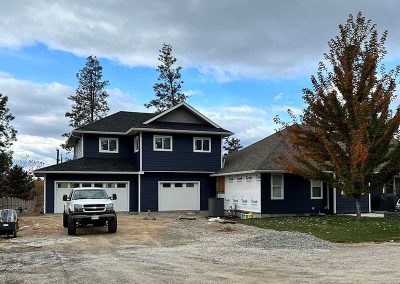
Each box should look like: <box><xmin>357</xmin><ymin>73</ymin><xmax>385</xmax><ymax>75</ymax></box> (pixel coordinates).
<box><xmin>1</xmin><ymin>212</ymin><xmax>400</xmax><ymax>283</ymax></box>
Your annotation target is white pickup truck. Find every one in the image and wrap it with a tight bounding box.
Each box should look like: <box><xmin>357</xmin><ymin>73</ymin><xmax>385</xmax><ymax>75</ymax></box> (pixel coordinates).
<box><xmin>63</xmin><ymin>187</ymin><xmax>117</xmax><ymax>235</ymax></box>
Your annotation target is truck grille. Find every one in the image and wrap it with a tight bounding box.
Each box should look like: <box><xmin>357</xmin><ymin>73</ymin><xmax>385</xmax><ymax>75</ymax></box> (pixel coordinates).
<box><xmin>83</xmin><ymin>204</ymin><xmax>106</xmax><ymax>212</ymax></box>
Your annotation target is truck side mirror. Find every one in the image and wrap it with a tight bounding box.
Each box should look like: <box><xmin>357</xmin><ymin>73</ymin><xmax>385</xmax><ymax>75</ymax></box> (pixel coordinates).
<box><xmin>112</xmin><ymin>194</ymin><xmax>117</xmax><ymax>200</ymax></box>
<box><xmin>63</xmin><ymin>195</ymin><xmax>68</xmax><ymax>201</ymax></box>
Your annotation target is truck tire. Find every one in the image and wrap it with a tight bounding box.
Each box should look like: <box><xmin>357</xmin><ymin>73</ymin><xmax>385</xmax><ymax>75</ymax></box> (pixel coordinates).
<box><xmin>67</xmin><ymin>215</ymin><xmax>76</xmax><ymax>235</ymax></box>
<box><xmin>13</xmin><ymin>229</ymin><xmax>17</xmax><ymax>238</ymax></box>
<box><xmin>108</xmin><ymin>217</ymin><xmax>117</xmax><ymax>233</ymax></box>
<box><xmin>63</xmin><ymin>213</ymin><xmax>68</xmax><ymax>228</ymax></box>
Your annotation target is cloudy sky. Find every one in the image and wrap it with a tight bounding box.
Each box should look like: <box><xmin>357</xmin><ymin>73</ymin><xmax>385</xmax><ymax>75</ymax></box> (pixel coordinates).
<box><xmin>1</xmin><ymin>0</ymin><xmax>400</xmax><ymax>165</ymax></box>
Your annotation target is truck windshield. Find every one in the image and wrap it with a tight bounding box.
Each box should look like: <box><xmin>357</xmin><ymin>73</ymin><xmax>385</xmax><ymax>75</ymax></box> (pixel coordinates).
<box><xmin>72</xmin><ymin>189</ymin><xmax>109</xmax><ymax>200</ymax></box>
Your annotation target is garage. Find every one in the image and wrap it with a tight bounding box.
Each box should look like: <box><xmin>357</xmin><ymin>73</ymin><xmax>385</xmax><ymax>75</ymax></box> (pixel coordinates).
<box><xmin>54</xmin><ymin>181</ymin><xmax>129</xmax><ymax>213</ymax></box>
<box><xmin>158</xmin><ymin>182</ymin><xmax>200</xmax><ymax>211</ymax></box>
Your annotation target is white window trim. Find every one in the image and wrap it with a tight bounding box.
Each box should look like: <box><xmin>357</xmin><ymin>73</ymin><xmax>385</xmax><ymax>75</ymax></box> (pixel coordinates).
<box><xmin>99</xmin><ymin>137</ymin><xmax>119</xmax><ymax>153</ymax></box>
<box><xmin>134</xmin><ymin>136</ymin><xmax>139</xmax><ymax>153</ymax></box>
<box><xmin>271</xmin><ymin>174</ymin><xmax>284</xmax><ymax>200</ymax></box>
<box><xmin>193</xmin><ymin>137</ymin><xmax>211</xmax><ymax>153</ymax></box>
<box><xmin>153</xmin><ymin>135</ymin><xmax>173</xmax><ymax>151</ymax></box>
<box><xmin>310</xmin><ymin>180</ymin><xmax>323</xmax><ymax>199</ymax></box>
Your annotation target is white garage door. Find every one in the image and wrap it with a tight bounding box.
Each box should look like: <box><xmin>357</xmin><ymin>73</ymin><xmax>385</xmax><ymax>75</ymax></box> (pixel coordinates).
<box><xmin>54</xmin><ymin>182</ymin><xmax>129</xmax><ymax>213</ymax></box>
<box><xmin>158</xmin><ymin>182</ymin><xmax>200</xmax><ymax>211</ymax></box>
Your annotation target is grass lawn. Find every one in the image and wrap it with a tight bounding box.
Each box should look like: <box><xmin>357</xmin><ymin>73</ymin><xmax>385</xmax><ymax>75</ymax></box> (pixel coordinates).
<box><xmin>238</xmin><ymin>215</ymin><xmax>400</xmax><ymax>243</ymax></box>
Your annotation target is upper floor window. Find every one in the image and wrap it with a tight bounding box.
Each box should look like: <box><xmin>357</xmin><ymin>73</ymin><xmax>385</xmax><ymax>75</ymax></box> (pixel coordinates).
<box><xmin>154</xmin><ymin>135</ymin><xmax>173</xmax><ymax>151</ymax></box>
<box><xmin>99</xmin><ymin>137</ymin><xmax>118</xmax><ymax>153</ymax></box>
<box><xmin>271</xmin><ymin>174</ymin><xmax>284</xmax><ymax>200</ymax></box>
<box><xmin>134</xmin><ymin>136</ymin><xmax>139</xmax><ymax>153</ymax></box>
<box><xmin>311</xmin><ymin>180</ymin><xmax>323</xmax><ymax>199</ymax></box>
<box><xmin>193</xmin><ymin>137</ymin><xmax>211</xmax><ymax>152</ymax></box>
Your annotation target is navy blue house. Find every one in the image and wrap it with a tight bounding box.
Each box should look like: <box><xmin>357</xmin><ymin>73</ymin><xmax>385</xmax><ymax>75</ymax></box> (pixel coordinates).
<box><xmin>213</xmin><ymin>129</ymin><xmax>371</xmax><ymax>215</ymax></box>
<box><xmin>34</xmin><ymin>103</ymin><xmax>233</xmax><ymax>213</ymax></box>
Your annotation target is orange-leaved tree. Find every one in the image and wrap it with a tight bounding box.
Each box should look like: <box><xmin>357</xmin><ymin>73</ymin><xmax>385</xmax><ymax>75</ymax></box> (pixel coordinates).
<box><xmin>278</xmin><ymin>12</ymin><xmax>400</xmax><ymax>221</ymax></box>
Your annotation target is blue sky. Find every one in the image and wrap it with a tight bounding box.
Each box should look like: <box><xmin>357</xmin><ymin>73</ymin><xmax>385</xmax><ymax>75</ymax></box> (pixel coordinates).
<box><xmin>1</xmin><ymin>1</ymin><xmax>399</xmax><ymax>165</ymax></box>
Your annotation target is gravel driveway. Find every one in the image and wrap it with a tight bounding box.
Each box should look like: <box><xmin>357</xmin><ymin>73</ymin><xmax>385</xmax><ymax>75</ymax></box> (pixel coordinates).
<box><xmin>1</xmin><ymin>213</ymin><xmax>400</xmax><ymax>283</ymax></box>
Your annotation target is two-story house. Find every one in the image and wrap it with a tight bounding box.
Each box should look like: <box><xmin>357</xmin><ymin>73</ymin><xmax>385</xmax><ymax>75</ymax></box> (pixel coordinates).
<box><xmin>34</xmin><ymin>102</ymin><xmax>233</xmax><ymax>214</ymax></box>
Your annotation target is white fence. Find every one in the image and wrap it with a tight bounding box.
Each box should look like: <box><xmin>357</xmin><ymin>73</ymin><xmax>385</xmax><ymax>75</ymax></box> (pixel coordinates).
<box><xmin>0</xmin><ymin>196</ymin><xmax>42</xmax><ymax>212</ymax></box>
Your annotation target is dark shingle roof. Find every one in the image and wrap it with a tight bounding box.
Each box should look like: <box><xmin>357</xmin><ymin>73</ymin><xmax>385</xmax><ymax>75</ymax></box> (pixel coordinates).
<box><xmin>34</xmin><ymin>157</ymin><xmax>138</xmax><ymax>174</ymax></box>
<box><xmin>217</xmin><ymin>129</ymin><xmax>289</xmax><ymax>174</ymax></box>
<box><xmin>76</xmin><ymin>111</ymin><xmax>156</xmax><ymax>132</ymax></box>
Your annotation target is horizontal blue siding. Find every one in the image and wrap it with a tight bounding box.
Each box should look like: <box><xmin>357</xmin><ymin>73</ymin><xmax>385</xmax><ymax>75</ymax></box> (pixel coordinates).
<box><xmin>261</xmin><ymin>173</ymin><xmax>328</xmax><ymax>214</ymax></box>
<box><xmin>142</xmin><ymin>133</ymin><xmax>222</xmax><ymax>172</ymax></box>
<box><xmin>83</xmin><ymin>134</ymin><xmax>135</xmax><ymax>160</ymax></box>
<box><xmin>140</xmin><ymin>173</ymin><xmax>216</xmax><ymax>211</ymax></box>
<box><xmin>335</xmin><ymin>191</ymin><xmax>369</xmax><ymax>213</ymax></box>
<box><xmin>45</xmin><ymin>174</ymin><xmax>138</xmax><ymax>213</ymax></box>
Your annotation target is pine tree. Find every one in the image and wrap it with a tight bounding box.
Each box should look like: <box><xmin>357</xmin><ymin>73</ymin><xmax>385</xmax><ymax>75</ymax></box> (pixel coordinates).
<box><xmin>0</xmin><ymin>94</ymin><xmax>17</xmax><ymax>195</ymax></box>
<box><xmin>145</xmin><ymin>43</ymin><xmax>186</xmax><ymax>113</ymax></box>
<box><xmin>224</xmin><ymin>136</ymin><xmax>243</xmax><ymax>155</ymax></box>
<box><xmin>279</xmin><ymin>13</ymin><xmax>400</xmax><ymax>221</ymax></box>
<box><xmin>63</xmin><ymin>56</ymin><xmax>109</xmax><ymax>142</ymax></box>
<box><xmin>2</xmin><ymin>165</ymin><xmax>34</xmax><ymax>199</ymax></box>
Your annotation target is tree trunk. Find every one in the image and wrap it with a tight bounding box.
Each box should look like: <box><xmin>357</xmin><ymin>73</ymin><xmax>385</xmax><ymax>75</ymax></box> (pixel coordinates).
<box><xmin>355</xmin><ymin>198</ymin><xmax>362</xmax><ymax>221</ymax></box>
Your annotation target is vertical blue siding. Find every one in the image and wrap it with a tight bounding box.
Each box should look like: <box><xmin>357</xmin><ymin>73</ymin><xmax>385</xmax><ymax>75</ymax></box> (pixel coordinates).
<box><xmin>83</xmin><ymin>134</ymin><xmax>135</xmax><ymax>160</ymax></box>
<box><xmin>45</xmin><ymin>174</ymin><xmax>138</xmax><ymax>213</ymax></box>
<box><xmin>140</xmin><ymin>173</ymin><xmax>216</xmax><ymax>211</ymax></box>
<box><xmin>335</xmin><ymin>191</ymin><xmax>369</xmax><ymax>213</ymax></box>
<box><xmin>142</xmin><ymin>133</ymin><xmax>222</xmax><ymax>172</ymax></box>
<box><xmin>260</xmin><ymin>173</ymin><xmax>328</xmax><ymax>214</ymax></box>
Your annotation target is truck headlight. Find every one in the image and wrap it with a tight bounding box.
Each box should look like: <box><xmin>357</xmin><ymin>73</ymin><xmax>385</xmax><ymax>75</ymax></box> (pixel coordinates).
<box><xmin>106</xmin><ymin>203</ymin><xmax>114</xmax><ymax>211</ymax></box>
<box><xmin>74</xmin><ymin>204</ymin><xmax>83</xmax><ymax>212</ymax></box>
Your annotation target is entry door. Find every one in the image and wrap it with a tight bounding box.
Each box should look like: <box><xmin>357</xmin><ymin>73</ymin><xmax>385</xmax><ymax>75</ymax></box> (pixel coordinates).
<box><xmin>158</xmin><ymin>182</ymin><xmax>200</xmax><ymax>211</ymax></box>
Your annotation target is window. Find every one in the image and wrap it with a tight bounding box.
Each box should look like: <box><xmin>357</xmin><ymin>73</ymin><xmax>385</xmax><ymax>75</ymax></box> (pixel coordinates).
<box><xmin>311</xmin><ymin>180</ymin><xmax>323</xmax><ymax>199</ymax></box>
<box><xmin>134</xmin><ymin>136</ymin><xmax>140</xmax><ymax>152</ymax></box>
<box><xmin>175</xmin><ymin>183</ymin><xmax>183</xmax><ymax>187</ymax></box>
<box><xmin>99</xmin><ymin>138</ymin><xmax>118</xmax><ymax>153</ymax></box>
<box><xmin>162</xmin><ymin>183</ymin><xmax>171</xmax><ymax>188</ymax></box>
<box><xmin>186</xmin><ymin>183</ymin><xmax>195</xmax><ymax>187</ymax></box>
<box><xmin>153</xmin><ymin>135</ymin><xmax>173</xmax><ymax>151</ymax></box>
<box><xmin>237</xmin><ymin>176</ymin><xmax>243</xmax><ymax>182</ymax></box>
<box><xmin>193</xmin><ymin>137</ymin><xmax>211</xmax><ymax>152</ymax></box>
<box><xmin>228</xmin><ymin>177</ymin><xmax>234</xmax><ymax>183</ymax></box>
<box><xmin>271</xmin><ymin>174</ymin><xmax>284</xmax><ymax>200</ymax></box>
<box><xmin>246</xmin><ymin>176</ymin><xmax>253</xmax><ymax>182</ymax></box>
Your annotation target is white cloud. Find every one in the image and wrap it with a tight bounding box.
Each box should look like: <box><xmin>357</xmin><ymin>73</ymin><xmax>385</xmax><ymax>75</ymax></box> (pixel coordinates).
<box><xmin>1</xmin><ymin>72</ymin><xmax>141</xmax><ymax>166</ymax></box>
<box><xmin>183</xmin><ymin>89</ymin><xmax>203</xmax><ymax>97</ymax></box>
<box><xmin>272</xmin><ymin>105</ymin><xmax>303</xmax><ymax>116</ymax></box>
<box><xmin>274</xmin><ymin>93</ymin><xmax>283</xmax><ymax>101</ymax></box>
<box><xmin>219</xmin><ymin>105</ymin><xmax>267</xmax><ymax>116</ymax></box>
<box><xmin>1</xmin><ymin>1</ymin><xmax>399</xmax><ymax>81</ymax></box>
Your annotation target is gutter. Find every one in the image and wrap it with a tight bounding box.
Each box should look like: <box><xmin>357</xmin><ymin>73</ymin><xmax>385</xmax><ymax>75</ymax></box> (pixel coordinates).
<box><xmin>211</xmin><ymin>169</ymin><xmax>285</xmax><ymax>177</ymax></box>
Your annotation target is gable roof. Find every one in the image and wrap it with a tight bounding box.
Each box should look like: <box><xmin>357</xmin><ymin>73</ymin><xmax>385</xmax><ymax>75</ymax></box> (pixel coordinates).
<box><xmin>143</xmin><ymin>102</ymin><xmax>221</xmax><ymax>128</ymax></box>
<box><xmin>34</xmin><ymin>157</ymin><xmax>138</xmax><ymax>176</ymax></box>
<box><xmin>66</xmin><ymin>103</ymin><xmax>233</xmax><ymax>147</ymax></box>
<box><xmin>214</xmin><ymin>129</ymin><xmax>290</xmax><ymax>176</ymax></box>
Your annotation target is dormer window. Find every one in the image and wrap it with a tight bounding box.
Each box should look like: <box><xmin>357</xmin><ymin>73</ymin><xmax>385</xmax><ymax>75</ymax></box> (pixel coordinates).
<box><xmin>153</xmin><ymin>135</ymin><xmax>173</xmax><ymax>151</ymax></box>
<box><xmin>193</xmin><ymin>137</ymin><xmax>211</xmax><ymax>153</ymax></box>
<box><xmin>99</xmin><ymin>137</ymin><xmax>119</xmax><ymax>153</ymax></box>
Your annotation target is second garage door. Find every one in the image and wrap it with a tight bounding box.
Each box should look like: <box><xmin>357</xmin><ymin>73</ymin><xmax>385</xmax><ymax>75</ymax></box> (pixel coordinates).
<box><xmin>158</xmin><ymin>182</ymin><xmax>200</xmax><ymax>211</ymax></box>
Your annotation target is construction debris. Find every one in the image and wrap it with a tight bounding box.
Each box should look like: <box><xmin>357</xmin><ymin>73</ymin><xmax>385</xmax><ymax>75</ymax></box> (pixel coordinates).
<box><xmin>178</xmin><ymin>216</ymin><xmax>197</xmax><ymax>220</ymax></box>
<box><xmin>208</xmin><ymin>217</ymin><xmax>236</xmax><ymax>224</ymax></box>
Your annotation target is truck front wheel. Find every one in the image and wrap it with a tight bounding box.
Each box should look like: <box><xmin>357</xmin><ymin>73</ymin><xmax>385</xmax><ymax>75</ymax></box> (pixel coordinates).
<box><xmin>63</xmin><ymin>213</ymin><xmax>68</xmax><ymax>228</ymax></box>
<box><xmin>108</xmin><ymin>217</ymin><xmax>117</xmax><ymax>233</ymax></box>
<box><xmin>67</xmin><ymin>215</ymin><xmax>76</xmax><ymax>235</ymax></box>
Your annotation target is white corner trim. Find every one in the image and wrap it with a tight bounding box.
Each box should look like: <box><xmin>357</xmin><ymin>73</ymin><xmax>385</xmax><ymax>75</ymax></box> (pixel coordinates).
<box><xmin>153</xmin><ymin>135</ymin><xmax>173</xmax><ymax>151</ymax></box>
<box><xmin>138</xmin><ymin>174</ymin><xmax>141</xmax><ymax>213</ymax></box>
<box><xmin>271</xmin><ymin>173</ymin><xmax>284</xmax><ymax>200</ymax></box>
<box><xmin>143</xmin><ymin>102</ymin><xmax>221</xmax><ymax>128</ymax></box>
<box><xmin>43</xmin><ymin>174</ymin><xmax>46</xmax><ymax>214</ymax></box>
<box><xmin>193</xmin><ymin>137</ymin><xmax>211</xmax><ymax>153</ymax></box>
<box><xmin>139</xmin><ymin>132</ymin><xmax>143</xmax><ymax>171</ymax></box>
<box><xmin>99</xmin><ymin>137</ymin><xmax>119</xmax><ymax>153</ymax></box>
<box><xmin>310</xmin><ymin>180</ymin><xmax>323</xmax><ymax>199</ymax></box>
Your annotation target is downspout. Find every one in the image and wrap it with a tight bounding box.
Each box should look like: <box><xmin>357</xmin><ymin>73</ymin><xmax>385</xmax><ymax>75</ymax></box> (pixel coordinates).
<box><xmin>333</xmin><ymin>172</ymin><xmax>337</xmax><ymax>214</ymax></box>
